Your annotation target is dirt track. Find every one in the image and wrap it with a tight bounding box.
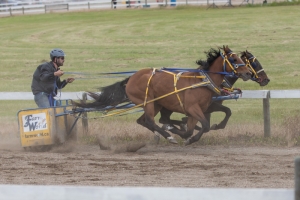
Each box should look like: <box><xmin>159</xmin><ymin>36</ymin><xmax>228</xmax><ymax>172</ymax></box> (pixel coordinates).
<box><xmin>0</xmin><ymin>138</ymin><xmax>298</xmax><ymax>188</ymax></box>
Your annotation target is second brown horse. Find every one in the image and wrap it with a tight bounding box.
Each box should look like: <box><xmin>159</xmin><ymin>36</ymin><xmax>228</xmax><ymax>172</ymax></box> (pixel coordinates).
<box><xmin>158</xmin><ymin>50</ymin><xmax>270</xmax><ymax>136</ymax></box>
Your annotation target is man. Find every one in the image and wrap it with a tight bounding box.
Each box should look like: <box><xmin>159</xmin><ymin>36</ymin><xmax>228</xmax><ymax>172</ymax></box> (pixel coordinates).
<box><xmin>31</xmin><ymin>48</ymin><xmax>75</xmax><ymax>108</ymax></box>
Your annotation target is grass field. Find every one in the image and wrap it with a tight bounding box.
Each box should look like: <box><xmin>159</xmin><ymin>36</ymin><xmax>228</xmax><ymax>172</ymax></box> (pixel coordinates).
<box><xmin>1</xmin><ymin>5</ymin><xmax>300</xmax><ymax>91</ymax></box>
<box><xmin>1</xmin><ymin>5</ymin><xmax>300</xmax><ymax>145</ymax></box>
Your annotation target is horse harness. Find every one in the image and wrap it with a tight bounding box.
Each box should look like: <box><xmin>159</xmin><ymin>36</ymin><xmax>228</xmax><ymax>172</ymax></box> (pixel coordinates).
<box><xmin>70</xmin><ymin>51</ymin><xmax>247</xmax><ymax>119</ymax></box>
<box><xmin>142</xmin><ymin>51</ymin><xmax>246</xmax><ymax>115</ymax></box>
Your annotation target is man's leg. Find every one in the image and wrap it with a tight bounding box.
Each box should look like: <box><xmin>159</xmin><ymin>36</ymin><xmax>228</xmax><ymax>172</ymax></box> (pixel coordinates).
<box><xmin>34</xmin><ymin>92</ymin><xmax>50</xmax><ymax>108</ymax></box>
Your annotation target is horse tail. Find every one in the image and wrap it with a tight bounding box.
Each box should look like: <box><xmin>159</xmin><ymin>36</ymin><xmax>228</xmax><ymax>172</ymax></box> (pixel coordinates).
<box><xmin>72</xmin><ymin>77</ymin><xmax>130</xmax><ymax>108</ymax></box>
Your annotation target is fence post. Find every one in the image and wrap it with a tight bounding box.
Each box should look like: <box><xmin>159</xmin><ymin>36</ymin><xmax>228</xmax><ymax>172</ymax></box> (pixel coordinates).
<box><xmin>82</xmin><ymin>93</ymin><xmax>88</xmax><ymax>135</ymax></box>
<box><xmin>22</xmin><ymin>7</ymin><xmax>24</xmax><ymax>14</ymax></box>
<box><xmin>263</xmin><ymin>90</ymin><xmax>270</xmax><ymax>137</ymax></box>
<box><xmin>44</xmin><ymin>5</ymin><xmax>46</xmax><ymax>13</ymax></box>
<box><xmin>9</xmin><ymin>7</ymin><xmax>12</xmax><ymax>16</ymax></box>
<box><xmin>88</xmin><ymin>2</ymin><xmax>90</xmax><ymax>9</ymax></box>
<box><xmin>295</xmin><ymin>157</ymin><xmax>300</xmax><ymax>200</ymax></box>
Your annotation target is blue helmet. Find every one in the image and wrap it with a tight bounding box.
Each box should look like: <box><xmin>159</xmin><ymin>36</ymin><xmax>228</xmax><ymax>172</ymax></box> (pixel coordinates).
<box><xmin>50</xmin><ymin>48</ymin><xmax>65</xmax><ymax>60</ymax></box>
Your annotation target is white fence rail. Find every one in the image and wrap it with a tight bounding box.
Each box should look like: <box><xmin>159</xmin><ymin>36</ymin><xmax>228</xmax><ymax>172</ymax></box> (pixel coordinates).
<box><xmin>0</xmin><ymin>90</ymin><xmax>287</xmax><ymax>100</ymax></box>
<box><xmin>0</xmin><ymin>185</ymin><xmax>294</xmax><ymax>200</ymax></box>
<box><xmin>4</xmin><ymin>90</ymin><xmax>300</xmax><ymax>100</ymax></box>
<box><xmin>0</xmin><ymin>91</ymin><xmax>86</xmax><ymax>100</ymax></box>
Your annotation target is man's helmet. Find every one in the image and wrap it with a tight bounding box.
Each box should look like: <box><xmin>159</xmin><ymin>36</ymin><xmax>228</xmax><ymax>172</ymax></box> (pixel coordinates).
<box><xmin>50</xmin><ymin>48</ymin><xmax>66</xmax><ymax>60</ymax></box>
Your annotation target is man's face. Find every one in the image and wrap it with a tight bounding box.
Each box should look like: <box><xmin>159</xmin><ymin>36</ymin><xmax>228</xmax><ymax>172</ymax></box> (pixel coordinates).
<box><xmin>56</xmin><ymin>57</ymin><xmax>65</xmax><ymax>67</ymax></box>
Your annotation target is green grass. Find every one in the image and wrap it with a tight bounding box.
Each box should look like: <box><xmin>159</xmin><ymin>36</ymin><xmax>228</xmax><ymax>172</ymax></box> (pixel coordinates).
<box><xmin>1</xmin><ymin>5</ymin><xmax>300</xmax><ymax>92</ymax></box>
<box><xmin>1</xmin><ymin>5</ymin><xmax>300</xmax><ymax>145</ymax></box>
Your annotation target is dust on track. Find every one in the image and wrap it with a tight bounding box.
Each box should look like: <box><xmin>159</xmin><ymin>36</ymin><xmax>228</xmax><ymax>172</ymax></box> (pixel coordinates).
<box><xmin>0</xmin><ymin>136</ymin><xmax>298</xmax><ymax>188</ymax></box>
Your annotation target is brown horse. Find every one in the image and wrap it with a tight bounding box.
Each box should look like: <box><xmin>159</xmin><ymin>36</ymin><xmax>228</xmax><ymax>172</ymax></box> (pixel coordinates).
<box><xmin>158</xmin><ymin>50</ymin><xmax>270</xmax><ymax>135</ymax></box>
<box><xmin>74</xmin><ymin>46</ymin><xmax>252</xmax><ymax>145</ymax></box>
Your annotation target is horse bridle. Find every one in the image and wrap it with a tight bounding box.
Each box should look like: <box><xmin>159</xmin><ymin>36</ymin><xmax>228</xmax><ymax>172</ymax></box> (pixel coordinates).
<box><xmin>221</xmin><ymin>51</ymin><xmax>246</xmax><ymax>74</ymax></box>
<box><xmin>243</xmin><ymin>55</ymin><xmax>265</xmax><ymax>82</ymax></box>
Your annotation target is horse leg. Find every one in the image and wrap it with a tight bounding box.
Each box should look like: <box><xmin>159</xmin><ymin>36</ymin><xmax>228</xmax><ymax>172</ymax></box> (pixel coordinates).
<box><xmin>157</xmin><ymin>108</ymin><xmax>195</xmax><ymax>139</ymax></box>
<box><xmin>166</xmin><ymin>110</ymin><xmax>202</xmax><ymax>141</ymax></box>
<box><xmin>168</xmin><ymin>112</ymin><xmax>211</xmax><ymax>133</ymax></box>
<box><xmin>207</xmin><ymin>103</ymin><xmax>231</xmax><ymax>130</ymax></box>
<box><xmin>159</xmin><ymin>107</ymin><xmax>173</xmax><ymax>124</ymax></box>
<box><xmin>158</xmin><ymin>107</ymin><xmax>202</xmax><ymax>139</ymax></box>
<box><xmin>138</xmin><ymin>105</ymin><xmax>178</xmax><ymax>144</ymax></box>
<box><xmin>183</xmin><ymin>103</ymin><xmax>228</xmax><ymax>133</ymax></box>
<box><xmin>136</xmin><ymin>113</ymin><xmax>161</xmax><ymax>143</ymax></box>
<box><xmin>159</xmin><ymin>104</ymin><xmax>213</xmax><ymax>133</ymax></box>
<box><xmin>203</xmin><ymin>112</ymin><xmax>211</xmax><ymax>132</ymax></box>
<box><xmin>153</xmin><ymin>104</ymin><xmax>179</xmax><ymax>144</ymax></box>
<box><xmin>159</xmin><ymin>107</ymin><xmax>186</xmax><ymax>131</ymax></box>
<box><xmin>188</xmin><ymin>105</ymin><xmax>212</xmax><ymax>132</ymax></box>
<box><xmin>184</xmin><ymin>106</ymin><xmax>210</xmax><ymax>145</ymax></box>
<box><xmin>185</xmin><ymin>117</ymin><xmax>209</xmax><ymax>145</ymax></box>
<box><xmin>169</xmin><ymin>101</ymin><xmax>233</xmax><ymax>135</ymax></box>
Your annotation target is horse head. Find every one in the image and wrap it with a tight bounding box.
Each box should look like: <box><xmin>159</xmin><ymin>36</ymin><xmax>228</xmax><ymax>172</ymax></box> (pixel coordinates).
<box><xmin>222</xmin><ymin>45</ymin><xmax>252</xmax><ymax>81</ymax></box>
<box><xmin>240</xmin><ymin>50</ymin><xmax>270</xmax><ymax>86</ymax></box>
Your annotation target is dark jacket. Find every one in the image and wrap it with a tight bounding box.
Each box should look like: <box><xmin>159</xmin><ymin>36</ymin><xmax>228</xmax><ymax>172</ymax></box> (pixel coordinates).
<box><xmin>31</xmin><ymin>62</ymin><xmax>67</xmax><ymax>95</ymax></box>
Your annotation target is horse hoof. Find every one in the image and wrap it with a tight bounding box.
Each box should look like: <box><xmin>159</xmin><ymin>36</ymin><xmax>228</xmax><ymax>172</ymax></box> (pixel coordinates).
<box><xmin>210</xmin><ymin>124</ymin><xmax>218</xmax><ymax>130</ymax></box>
<box><xmin>184</xmin><ymin>138</ymin><xmax>191</xmax><ymax>146</ymax></box>
<box><xmin>167</xmin><ymin>136</ymin><xmax>178</xmax><ymax>144</ymax></box>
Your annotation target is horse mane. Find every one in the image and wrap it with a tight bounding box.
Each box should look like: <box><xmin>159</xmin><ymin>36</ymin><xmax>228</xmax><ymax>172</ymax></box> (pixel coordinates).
<box><xmin>196</xmin><ymin>48</ymin><xmax>221</xmax><ymax>70</ymax></box>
